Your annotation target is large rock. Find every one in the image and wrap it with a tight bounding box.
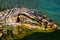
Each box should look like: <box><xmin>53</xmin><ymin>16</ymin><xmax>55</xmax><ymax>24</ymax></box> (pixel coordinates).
<box><xmin>0</xmin><ymin>7</ymin><xmax>57</xmax><ymax>30</ymax></box>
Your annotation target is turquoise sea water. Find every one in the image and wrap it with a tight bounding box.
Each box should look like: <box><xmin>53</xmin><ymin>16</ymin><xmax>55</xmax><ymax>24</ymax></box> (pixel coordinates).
<box><xmin>0</xmin><ymin>0</ymin><xmax>60</xmax><ymax>27</ymax></box>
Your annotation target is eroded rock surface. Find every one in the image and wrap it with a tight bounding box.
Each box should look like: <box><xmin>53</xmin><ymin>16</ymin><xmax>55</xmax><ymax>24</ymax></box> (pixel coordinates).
<box><xmin>0</xmin><ymin>7</ymin><xmax>57</xmax><ymax>30</ymax></box>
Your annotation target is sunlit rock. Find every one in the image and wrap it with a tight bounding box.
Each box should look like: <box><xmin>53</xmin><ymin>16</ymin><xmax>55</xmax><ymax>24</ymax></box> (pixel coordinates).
<box><xmin>0</xmin><ymin>7</ymin><xmax>57</xmax><ymax>30</ymax></box>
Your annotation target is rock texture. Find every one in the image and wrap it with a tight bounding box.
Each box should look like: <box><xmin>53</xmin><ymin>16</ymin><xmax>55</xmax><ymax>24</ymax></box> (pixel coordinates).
<box><xmin>0</xmin><ymin>7</ymin><xmax>57</xmax><ymax>30</ymax></box>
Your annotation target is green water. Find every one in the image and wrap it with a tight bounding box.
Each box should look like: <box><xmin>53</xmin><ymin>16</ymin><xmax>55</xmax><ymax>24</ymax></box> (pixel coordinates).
<box><xmin>22</xmin><ymin>30</ymin><xmax>60</xmax><ymax>40</ymax></box>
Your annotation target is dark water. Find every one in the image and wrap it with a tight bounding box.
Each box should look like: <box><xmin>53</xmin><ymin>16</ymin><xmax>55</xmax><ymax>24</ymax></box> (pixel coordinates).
<box><xmin>0</xmin><ymin>0</ymin><xmax>60</xmax><ymax>27</ymax></box>
<box><xmin>22</xmin><ymin>30</ymin><xmax>60</xmax><ymax>40</ymax></box>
